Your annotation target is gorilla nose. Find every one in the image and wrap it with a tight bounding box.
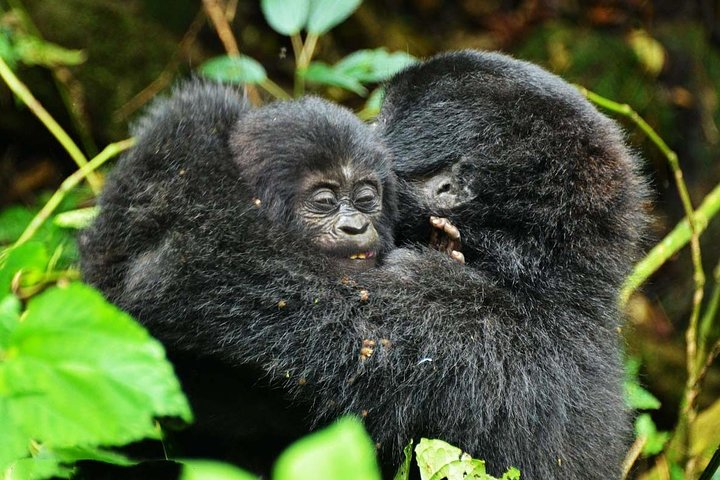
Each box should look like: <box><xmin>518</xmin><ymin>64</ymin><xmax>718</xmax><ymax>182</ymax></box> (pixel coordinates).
<box><xmin>338</xmin><ymin>216</ymin><xmax>370</xmax><ymax>235</ymax></box>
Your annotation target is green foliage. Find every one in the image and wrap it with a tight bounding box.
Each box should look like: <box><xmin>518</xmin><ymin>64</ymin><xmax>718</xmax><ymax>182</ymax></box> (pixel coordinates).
<box><xmin>0</xmin><ymin>270</ymin><xmax>192</xmax><ymax>478</ymax></box>
<box><xmin>414</xmin><ymin>439</ymin><xmax>520</xmax><ymax>480</ymax></box>
<box><xmin>260</xmin><ymin>0</ymin><xmax>361</xmax><ymax>36</ymax></box>
<box><xmin>304</xmin><ymin>49</ymin><xmax>417</xmax><ymax>97</ymax></box>
<box><xmin>305</xmin><ymin>0</ymin><xmax>362</xmax><ymax>35</ymax></box>
<box><xmin>181</xmin><ymin>460</ymin><xmax>258</xmax><ymax>480</ymax></box>
<box><xmin>393</xmin><ymin>440</ymin><xmax>414</xmax><ymax>480</ymax></box>
<box><xmin>260</xmin><ymin>0</ymin><xmax>309</xmax><ymax>36</ymax></box>
<box><xmin>635</xmin><ymin>414</ymin><xmax>670</xmax><ymax>457</ymax></box>
<box><xmin>52</xmin><ymin>207</ymin><xmax>98</xmax><ymax>230</ymax></box>
<box><xmin>200</xmin><ymin>55</ymin><xmax>268</xmax><ymax>85</ymax></box>
<box><xmin>624</xmin><ymin>357</ymin><xmax>662</xmax><ymax>411</ymax></box>
<box><xmin>0</xmin><ymin>23</ymin><xmax>85</xmax><ymax>70</ymax></box>
<box><xmin>273</xmin><ymin>416</ymin><xmax>381</xmax><ymax>480</ymax></box>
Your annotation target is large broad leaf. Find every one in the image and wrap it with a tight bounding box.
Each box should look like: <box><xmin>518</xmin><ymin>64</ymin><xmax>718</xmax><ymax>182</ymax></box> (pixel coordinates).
<box><xmin>0</xmin><ymin>295</ymin><xmax>21</xmax><ymax>349</ymax></box>
<box><xmin>261</xmin><ymin>0</ymin><xmax>309</xmax><ymax>36</ymax></box>
<box><xmin>200</xmin><ymin>55</ymin><xmax>267</xmax><ymax>85</ymax></box>
<box><xmin>0</xmin><ymin>283</ymin><xmax>192</xmax><ymax>471</ymax></box>
<box><xmin>335</xmin><ymin>49</ymin><xmax>417</xmax><ymax>83</ymax></box>
<box><xmin>306</xmin><ymin>0</ymin><xmax>362</xmax><ymax>35</ymax></box>
<box><xmin>273</xmin><ymin>416</ymin><xmax>381</xmax><ymax>480</ymax></box>
<box><xmin>303</xmin><ymin>62</ymin><xmax>366</xmax><ymax>95</ymax></box>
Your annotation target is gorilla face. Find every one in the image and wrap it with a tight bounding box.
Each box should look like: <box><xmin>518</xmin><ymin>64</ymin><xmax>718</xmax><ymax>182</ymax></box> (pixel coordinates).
<box><xmin>231</xmin><ymin>96</ymin><xmax>398</xmax><ymax>273</ymax></box>
<box><xmin>409</xmin><ymin>158</ymin><xmax>479</xmax><ymax>212</ymax></box>
<box><xmin>296</xmin><ymin>166</ymin><xmax>384</xmax><ymax>270</ymax></box>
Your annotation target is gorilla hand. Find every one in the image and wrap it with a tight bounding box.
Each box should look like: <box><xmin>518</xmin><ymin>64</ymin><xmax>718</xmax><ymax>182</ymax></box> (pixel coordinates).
<box><xmin>429</xmin><ymin>216</ymin><xmax>464</xmax><ymax>264</ymax></box>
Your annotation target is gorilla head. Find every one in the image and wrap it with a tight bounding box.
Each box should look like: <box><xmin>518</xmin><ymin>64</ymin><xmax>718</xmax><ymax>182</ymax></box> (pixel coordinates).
<box><xmin>378</xmin><ymin>50</ymin><xmax>648</xmax><ymax>286</ymax></box>
<box><xmin>231</xmin><ymin>97</ymin><xmax>397</xmax><ymax>272</ymax></box>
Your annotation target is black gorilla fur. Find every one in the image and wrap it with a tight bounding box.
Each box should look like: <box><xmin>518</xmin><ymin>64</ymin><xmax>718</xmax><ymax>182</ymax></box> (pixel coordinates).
<box><xmin>80</xmin><ymin>50</ymin><xmax>648</xmax><ymax>480</ymax></box>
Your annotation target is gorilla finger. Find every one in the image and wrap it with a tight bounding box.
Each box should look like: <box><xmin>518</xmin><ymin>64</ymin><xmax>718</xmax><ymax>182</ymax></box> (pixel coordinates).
<box><xmin>451</xmin><ymin>250</ymin><xmax>465</xmax><ymax>264</ymax></box>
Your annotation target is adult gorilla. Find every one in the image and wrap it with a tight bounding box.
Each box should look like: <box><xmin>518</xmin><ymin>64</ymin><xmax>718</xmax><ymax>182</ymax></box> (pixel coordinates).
<box><xmin>80</xmin><ymin>51</ymin><xmax>648</xmax><ymax>479</ymax></box>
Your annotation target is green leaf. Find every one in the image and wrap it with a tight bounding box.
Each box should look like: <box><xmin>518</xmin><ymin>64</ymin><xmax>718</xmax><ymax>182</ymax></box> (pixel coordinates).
<box><xmin>501</xmin><ymin>467</ymin><xmax>521</xmax><ymax>480</ymax></box>
<box><xmin>416</xmin><ymin>438</ymin><xmax>465</xmax><ymax>480</ymax></box>
<box><xmin>53</xmin><ymin>207</ymin><xmax>98</xmax><ymax>230</ymax></box>
<box><xmin>2</xmin><ymin>455</ymin><xmax>70</xmax><ymax>480</ymax></box>
<box><xmin>625</xmin><ymin>382</ymin><xmax>662</xmax><ymax>410</ymax></box>
<box><xmin>624</xmin><ymin>357</ymin><xmax>661</xmax><ymax>410</ymax></box>
<box><xmin>180</xmin><ymin>460</ymin><xmax>258</xmax><ymax>480</ymax></box>
<box><xmin>335</xmin><ymin>49</ymin><xmax>417</xmax><ymax>83</ymax></box>
<box><xmin>358</xmin><ymin>87</ymin><xmax>385</xmax><ymax>121</ymax></box>
<box><xmin>0</xmin><ymin>206</ymin><xmax>34</xmax><ymax>244</ymax></box>
<box><xmin>0</xmin><ymin>243</ymin><xmax>49</xmax><ymax>296</ymax></box>
<box><xmin>261</xmin><ymin>0</ymin><xmax>309</xmax><ymax>36</ymax></box>
<box><xmin>0</xmin><ymin>294</ymin><xmax>21</xmax><ymax>349</ymax></box>
<box><xmin>0</xmin><ymin>402</ymin><xmax>30</xmax><ymax>472</ymax></box>
<box><xmin>200</xmin><ymin>55</ymin><xmax>267</xmax><ymax>85</ymax></box>
<box><xmin>416</xmin><ymin>439</ymin><xmax>519</xmax><ymax>480</ymax></box>
<box><xmin>306</xmin><ymin>0</ymin><xmax>362</xmax><ymax>34</ymax></box>
<box><xmin>303</xmin><ymin>62</ymin><xmax>366</xmax><ymax>95</ymax></box>
<box><xmin>635</xmin><ymin>414</ymin><xmax>669</xmax><ymax>456</ymax></box>
<box><xmin>393</xmin><ymin>439</ymin><xmax>413</xmax><ymax>480</ymax></box>
<box><xmin>273</xmin><ymin>416</ymin><xmax>381</xmax><ymax>480</ymax></box>
<box><xmin>0</xmin><ymin>283</ymin><xmax>192</xmax><ymax>460</ymax></box>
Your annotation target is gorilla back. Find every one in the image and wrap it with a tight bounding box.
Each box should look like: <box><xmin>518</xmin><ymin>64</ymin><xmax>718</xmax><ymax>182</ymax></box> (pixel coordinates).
<box><xmin>375</xmin><ymin>50</ymin><xmax>649</xmax><ymax>478</ymax></box>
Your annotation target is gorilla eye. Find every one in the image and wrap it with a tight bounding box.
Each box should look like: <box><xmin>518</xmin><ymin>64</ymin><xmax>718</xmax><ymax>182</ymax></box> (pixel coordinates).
<box><xmin>309</xmin><ymin>189</ymin><xmax>338</xmax><ymax>211</ymax></box>
<box><xmin>353</xmin><ymin>186</ymin><xmax>380</xmax><ymax>211</ymax></box>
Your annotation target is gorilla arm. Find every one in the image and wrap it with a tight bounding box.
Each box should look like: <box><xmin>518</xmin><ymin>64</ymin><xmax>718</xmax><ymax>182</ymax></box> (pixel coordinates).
<box><xmin>119</xmin><ymin>202</ymin><xmax>626</xmax><ymax>480</ymax></box>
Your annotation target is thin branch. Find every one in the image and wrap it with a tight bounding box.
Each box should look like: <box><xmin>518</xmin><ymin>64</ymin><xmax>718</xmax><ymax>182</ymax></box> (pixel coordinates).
<box><xmin>0</xmin><ymin>55</ymin><xmax>102</xmax><ymax>193</ymax></box>
<box><xmin>621</xmin><ymin>182</ymin><xmax>720</xmax><ymax>303</ymax></box>
<box><xmin>577</xmin><ymin>86</ymin><xmax>706</xmax><ymax>475</ymax></box>
<box><xmin>621</xmin><ymin>435</ymin><xmax>647</xmax><ymax>480</ymax></box>
<box><xmin>201</xmin><ymin>0</ymin><xmax>262</xmax><ymax>105</ymax></box>
<box><xmin>202</xmin><ymin>0</ymin><xmax>239</xmax><ymax>55</ymax></box>
<box><xmin>12</xmin><ymin>139</ymin><xmax>135</xmax><ymax>248</ymax></box>
<box><xmin>7</xmin><ymin>0</ymin><xmax>98</xmax><ymax>157</ymax></box>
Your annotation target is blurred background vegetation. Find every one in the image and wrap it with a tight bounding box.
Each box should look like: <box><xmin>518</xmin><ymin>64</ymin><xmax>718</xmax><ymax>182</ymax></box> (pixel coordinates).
<box><xmin>0</xmin><ymin>0</ymin><xmax>719</xmax><ymax>478</ymax></box>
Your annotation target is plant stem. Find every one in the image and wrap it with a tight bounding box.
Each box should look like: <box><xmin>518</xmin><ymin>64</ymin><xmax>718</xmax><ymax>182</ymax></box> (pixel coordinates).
<box><xmin>291</xmin><ymin>33</ymin><xmax>303</xmax><ymax>64</ymax></box>
<box><xmin>12</xmin><ymin>139</ymin><xmax>135</xmax><ymax>248</ymax></box>
<box><xmin>294</xmin><ymin>32</ymin><xmax>319</xmax><ymax>97</ymax></box>
<box><xmin>0</xmin><ymin>55</ymin><xmax>102</xmax><ymax>193</ymax></box>
<box><xmin>261</xmin><ymin>79</ymin><xmax>291</xmax><ymax>100</ymax></box>
<box><xmin>621</xmin><ymin>183</ymin><xmax>720</xmax><ymax>303</ymax></box>
<box><xmin>578</xmin><ymin>86</ymin><xmax>707</xmax><ymax>475</ymax></box>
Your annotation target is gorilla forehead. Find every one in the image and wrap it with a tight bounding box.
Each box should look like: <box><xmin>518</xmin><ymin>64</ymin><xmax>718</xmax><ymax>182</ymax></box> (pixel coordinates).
<box><xmin>232</xmin><ymin>96</ymin><xmax>392</xmax><ymax>185</ymax></box>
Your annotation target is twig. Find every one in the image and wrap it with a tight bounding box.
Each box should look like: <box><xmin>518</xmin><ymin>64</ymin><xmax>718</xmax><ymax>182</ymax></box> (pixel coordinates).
<box><xmin>201</xmin><ymin>0</ymin><xmax>262</xmax><ymax>105</ymax></box>
<box><xmin>621</xmin><ymin>183</ymin><xmax>720</xmax><ymax>303</ymax></box>
<box><xmin>202</xmin><ymin>0</ymin><xmax>239</xmax><ymax>55</ymax></box>
<box><xmin>12</xmin><ymin>139</ymin><xmax>135</xmax><ymax>248</ymax></box>
<box><xmin>621</xmin><ymin>435</ymin><xmax>647</xmax><ymax>480</ymax></box>
<box><xmin>7</xmin><ymin>0</ymin><xmax>98</xmax><ymax>157</ymax></box>
<box><xmin>0</xmin><ymin>55</ymin><xmax>102</xmax><ymax>193</ymax></box>
<box><xmin>577</xmin><ymin>86</ymin><xmax>706</xmax><ymax>476</ymax></box>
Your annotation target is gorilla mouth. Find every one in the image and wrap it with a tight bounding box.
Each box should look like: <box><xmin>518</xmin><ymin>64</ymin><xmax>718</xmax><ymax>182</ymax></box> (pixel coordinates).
<box><xmin>348</xmin><ymin>251</ymin><xmax>375</xmax><ymax>260</ymax></box>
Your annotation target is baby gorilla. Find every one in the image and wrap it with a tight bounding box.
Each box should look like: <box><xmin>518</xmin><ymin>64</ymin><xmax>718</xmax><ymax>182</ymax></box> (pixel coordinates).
<box><xmin>229</xmin><ymin>97</ymin><xmax>397</xmax><ymax>272</ymax></box>
<box><xmin>79</xmin><ymin>82</ymin><xmax>397</xmax><ymax>470</ymax></box>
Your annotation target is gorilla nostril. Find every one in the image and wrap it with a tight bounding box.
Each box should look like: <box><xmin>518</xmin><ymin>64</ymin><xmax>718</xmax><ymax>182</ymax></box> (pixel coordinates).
<box><xmin>436</xmin><ymin>182</ymin><xmax>452</xmax><ymax>195</ymax></box>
